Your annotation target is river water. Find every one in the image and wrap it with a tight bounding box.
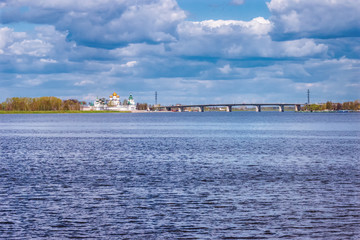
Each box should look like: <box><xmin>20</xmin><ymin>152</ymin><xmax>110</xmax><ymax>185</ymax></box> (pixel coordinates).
<box><xmin>0</xmin><ymin>112</ymin><xmax>359</xmax><ymax>239</ymax></box>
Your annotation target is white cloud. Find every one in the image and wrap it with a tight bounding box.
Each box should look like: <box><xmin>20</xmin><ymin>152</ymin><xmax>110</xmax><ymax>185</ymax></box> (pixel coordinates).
<box><xmin>121</xmin><ymin>61</ymin><xmax>137</xmax><ymax>68</ymax></box>
<box><xmin>231</xmin><ymin>0</ymin><xmax>245</xmax><ymax>6</ymax></box>
<box><xmin>15</xmin><ymin>78</ymin><xmax>45</xmax><ymax>87</ymax></box>
<box><xmin>0</xmin><ymin>27</ymin><xmax>27</xmax><ymax>54</ymax></box>
<box><xmin>281</xmin><ymin>39</ymin><xmax>328</xmax><ymax>57</ymax></box>
<box><xmin>0</xmin><ymin>28</ymin><xmax>11</xmax><ymax>54</ymax></box>
<box><xmin>9</xmin><ymin>39</ymin><xmax>53</xmax><ymax>57</ymax></box>
<box><xmin>74</xmin><ymin>80</ymin><xmax>95</xmax><ymax>86</ymax></box>
<box><xmin>0</xmin><ymin>0</ymin><xmax>359</xmax><ymax>104</ymax></box>
<box><xmin>0</xmin><ymin>25</ymin><xmax>70</xmax><ymax>63</ymax></box>
<box><xmin>179</xmin><ymin>17</ymin><xmax>272</xmax><ymax>36</ymax></box>
<box><xmin>171</xmin><ymin>17</ymin><xmax>273</xmax><ymax>58</ymax></box>
<box><xmin>0</xmin><ymin>28</ymin><xmax>12</xmax><ymax>47</ymax></box>
<box><xmin>219</xmin><ymin>64</ymin><xmax>231</xmax><ymax>74</ymax></box>
<box><xmin>267</xmin><ymin>0</ymin><xmax>360</xmax><ymax>39</ymax></box>
<box><xmin>171</xmin><ymin>17</ymin><xmax>327</xmax><ymax>59</ymax></box>
<box><xmin>0</xmin><ymin>0</ymin><xmax>186</xmax><ymax>48</ymax></box>
<box><xmin>40</xmin><ymin>58</ymin><xmax>57</xmax><ymax>63</ymax></box>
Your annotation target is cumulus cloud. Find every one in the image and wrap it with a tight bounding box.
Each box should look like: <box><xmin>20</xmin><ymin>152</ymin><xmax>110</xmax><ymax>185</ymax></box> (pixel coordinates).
<box><xmin>0</xmin><ymin>0</ymin><xmax>186</xmax><ymax>48</ymax></box>
<box><xmin>267</xmin><ymin>0</ymin><xmax>360</xmax><ymax>40</ymax></box>
<box><xmin>0</xmin><ymin>25</ymin><xmax>119</xmax><ymax>76</ymax></box>
<box><xmin>0</xmin><ymin>25</ymin><xmax>70</xmax><ymax>58</ymax></box>
<box><xmin>9</xmin><ymin>39</ymin><xmax>53</xmax><ymax>57</ymax></box>
<box><xmin>0</xmin><ymin>27</ymin><xmax>27</xmax><ymax>54</ymax></box>
<box><xmin>179</xmin><ymin>17</ymin><xmax>272</xmax><ymax>36</ymax></box>
<box><xmin>280</xmin><ymin>39</ymin><xmax>328</xmax><ymax>57</ymax></box>
<box><xmin>0</xmin><ymin>25</ymin><xmax>77</xmax><ymax>76</ymax></box>
<box><xmin>0</xmin><ymin>0</ymin><xmax>359</xmax><ymax>103</ymax></box>
<box><xmin>171</xmin><ymin>17</ymin><xmax>272</xmax><ymax>57</ymax></box>
<box><xmin>170</xmin><ymin>17</ymin><xmax>327</xmax><ymax>59</ymax></box>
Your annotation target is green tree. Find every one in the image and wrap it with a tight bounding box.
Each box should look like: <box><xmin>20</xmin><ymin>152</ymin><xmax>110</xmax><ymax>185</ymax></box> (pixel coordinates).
<box><xmin>62</xmin><ymin>99</ymin><xmax>80</xmax><ymax>111</ymax></box>
<box><xmin>353</xmin><ymin>100</ymin><xmax>360</xmax><ymax>110</ymax></box>
<box><xmin>336</xmin><ymin>103</ymin><xmax>342</xmax><ymax>110</ymax></box>
<box><xmin>325</xmin><ymin>101</ymin><xmax>332</xmax><ymax>110</ymax></box>
<box><xmin>343</xmin><ymin>102</ymin><xmax>350</xmax><ymax>110</ymax></box>
<box><xmin>136</xmin><ymin>103</ymin><xmax>148</xmax><ymax>110</ymax></box>
<box><xmin>309</xmin><ymin>104</ymin><xmax>321</xmax><ymax>111</ymax></box>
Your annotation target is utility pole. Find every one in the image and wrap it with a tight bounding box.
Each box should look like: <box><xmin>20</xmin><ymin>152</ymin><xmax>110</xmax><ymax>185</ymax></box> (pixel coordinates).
<box><xmin>307</xmin><ymin>89</ymin><xmax>310</xmax><ymax>104</ymax></box>
<box><xmin>155</xmin><ymin>91</ymin><xmax>158</xmax><ymax>105</ymax></box>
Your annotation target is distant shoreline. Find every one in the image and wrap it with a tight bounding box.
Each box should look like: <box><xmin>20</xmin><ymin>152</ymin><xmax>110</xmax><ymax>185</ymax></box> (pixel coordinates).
<box><xmin>1</xmin><ymin>110</ymin><xmax>359</xmax><ymax>114</ymax></box>
<box><xmin>0</xmin><ymin>110</ymin><xmax>131</xmax><ymax>114</ymax></box>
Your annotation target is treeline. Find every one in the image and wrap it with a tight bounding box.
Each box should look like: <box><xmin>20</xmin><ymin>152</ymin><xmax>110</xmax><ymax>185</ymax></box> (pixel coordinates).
<box><xmin>136</xmin><ymin>103</ymin><xmax>151</xmax><ymax>110</ymax></box>
<box><xmin>303</xmin><ymin>100</ymin><xmax>360</xmax><ymax>111</ymax></box>
<box><xmin>1</xmin><ymin>97</ymin><xmax>85</xmax><ymax>111</ymax></box>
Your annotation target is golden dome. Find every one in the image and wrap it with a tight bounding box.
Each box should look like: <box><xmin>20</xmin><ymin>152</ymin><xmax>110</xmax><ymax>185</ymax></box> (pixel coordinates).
<box><xmin>117</xmin><ymin>95</ymin><xmax>119</xmax><ymax>98</ymax></box>
<box><xmin>109</xmin><ymin>95</ymin><xmax>112</xmax><ymax>98</ymax></box>
<box><xmin>113</xmin><ymin>92</ymin><xmax>117</xmax><ymax>96</ymax></box>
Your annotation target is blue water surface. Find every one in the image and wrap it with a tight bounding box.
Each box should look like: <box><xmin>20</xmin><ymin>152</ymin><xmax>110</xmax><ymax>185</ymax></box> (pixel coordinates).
<box><xmin>0</xmin><ymin>112</ymin><xmax>359</xmax><ymax>239</ymax></box>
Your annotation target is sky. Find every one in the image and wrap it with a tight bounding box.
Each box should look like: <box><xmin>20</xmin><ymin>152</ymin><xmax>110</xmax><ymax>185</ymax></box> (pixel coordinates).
<box><xmin>0</xmin><ymin>0</ymin><xmax>359</xmax><ymax>105</ymax></box>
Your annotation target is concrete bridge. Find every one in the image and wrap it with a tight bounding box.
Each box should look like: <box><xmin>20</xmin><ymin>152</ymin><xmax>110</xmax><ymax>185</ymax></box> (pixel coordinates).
<box><xmin>155</xmin><ymin>103</ymin><xmax>303</xmax><ymax>112</ymax></box>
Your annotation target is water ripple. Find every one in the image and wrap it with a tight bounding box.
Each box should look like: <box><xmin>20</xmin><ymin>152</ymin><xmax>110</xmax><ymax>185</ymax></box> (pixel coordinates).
<box><xmin>0</xmin><ymin>112</ymin><xmax>359</xmax><ymax>239</ymax></box>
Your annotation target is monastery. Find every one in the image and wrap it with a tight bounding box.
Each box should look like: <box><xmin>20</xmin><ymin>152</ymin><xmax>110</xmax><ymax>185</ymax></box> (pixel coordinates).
<box><xmin>84</xmin><ymin>92</ymin><xmax>136</xmax><ymax>111</ymax></box>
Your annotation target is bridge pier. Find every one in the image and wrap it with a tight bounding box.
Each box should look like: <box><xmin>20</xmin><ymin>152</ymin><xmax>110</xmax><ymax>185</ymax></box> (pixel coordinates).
<box><xmin>295</xmin><ymin>104</ymin><xmax>301</xmax><ymax>112</ymax></box>
<box><xmin>226</xmin><ymin>106</ymin><xmax>232</xmax><ymax>112</ymax></box>
<box><xmin>198</xmin><ymin>106</ymin><xmax>205</xmax><ymax>112</ymax></box>
<box><xmin>279</xmin><ymin>105</ymin><xmax>285</xmax><ymax>112</ymax></box>
<box><xmin>255</xmin><ymin>105</ymin><xmax>261</xmax><ymax>112</ymax></box>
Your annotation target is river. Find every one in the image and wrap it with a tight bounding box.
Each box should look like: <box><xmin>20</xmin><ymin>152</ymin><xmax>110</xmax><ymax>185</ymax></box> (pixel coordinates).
<box><xmin>0</xmin><ymin>112</ymin><xmax>359</xmax><ymax>239</ymax></box>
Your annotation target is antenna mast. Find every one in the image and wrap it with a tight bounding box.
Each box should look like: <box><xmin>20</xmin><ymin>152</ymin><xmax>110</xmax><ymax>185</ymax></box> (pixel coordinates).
<box><xmin>307</xmin><ymin>89</ymin><xmax>310</xmax><ymax>104</ymax></box>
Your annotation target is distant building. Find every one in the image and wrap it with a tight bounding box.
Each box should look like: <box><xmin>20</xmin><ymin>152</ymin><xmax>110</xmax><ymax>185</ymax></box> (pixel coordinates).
<box><xmin>128</xmin><ymin>94</ymin><xmax>135</xmax><ymax>105</ymax></box>
<box><xmin>84</xmin><ymin>92</ymin><xmax>136</xmax><ymax>111</ymax></box>
<box><xmin>108</xmin><ymin>92</ymin><xmax>121</xmax><ymax>108</ymax></box>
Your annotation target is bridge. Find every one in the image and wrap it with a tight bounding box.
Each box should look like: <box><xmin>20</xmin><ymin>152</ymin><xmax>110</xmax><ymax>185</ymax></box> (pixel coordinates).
<box><xmin>155</xmin><ymin>103</ymin><xmax>304</xmax><ymax>112</ymax></box>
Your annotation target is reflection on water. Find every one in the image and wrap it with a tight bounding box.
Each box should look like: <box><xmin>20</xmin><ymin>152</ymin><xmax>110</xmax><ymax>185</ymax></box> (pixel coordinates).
<box><xmin>0</xmin><ymin>112</ymin><xmax>359</xmax><ymax>239</ymax></box>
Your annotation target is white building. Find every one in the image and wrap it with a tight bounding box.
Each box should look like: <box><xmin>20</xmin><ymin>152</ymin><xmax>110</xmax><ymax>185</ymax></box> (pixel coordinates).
<box><xmin>108</xmin><ymin>92</ymin><xmax>121</xmax><ymax>107</ymax></box>
<box><xmin>89</xmin><ymin>92</ymin><xmax>136</xmax><ymax>111</ymax></box>
<box><xmin>93</xmin><ymin>97</ymin><xmax>106</xmax><ymax>110</ymax></box>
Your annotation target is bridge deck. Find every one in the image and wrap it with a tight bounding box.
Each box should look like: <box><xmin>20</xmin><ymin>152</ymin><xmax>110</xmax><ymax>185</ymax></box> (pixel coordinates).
<box><xmin>160</xmin><ymin>103</ymin><xmax>303</xmax><ymax>108</ymax></box>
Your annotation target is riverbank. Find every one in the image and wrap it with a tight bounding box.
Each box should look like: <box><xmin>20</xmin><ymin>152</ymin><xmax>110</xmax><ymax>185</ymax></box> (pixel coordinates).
<box><xmin>299</xmin><ymin>110</ymin><xmax>359</xmax><ymax>113</ymax></box>
<box><xmin>0</xmin><ymin>110</ymin><xmax>131</xmax><ymax>114</ymax></box>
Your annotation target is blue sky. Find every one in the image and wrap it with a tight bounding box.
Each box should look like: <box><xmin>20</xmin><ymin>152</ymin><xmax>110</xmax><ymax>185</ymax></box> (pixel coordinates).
<box><xmin>0</xmin><ymin>0</ymin><xmax>359</xmax><ymax>104</ymax></box>
<box><xmin>177</xmin><ymin>0</ymin><xmax>270</xmax><ymax>21</ymax></box>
